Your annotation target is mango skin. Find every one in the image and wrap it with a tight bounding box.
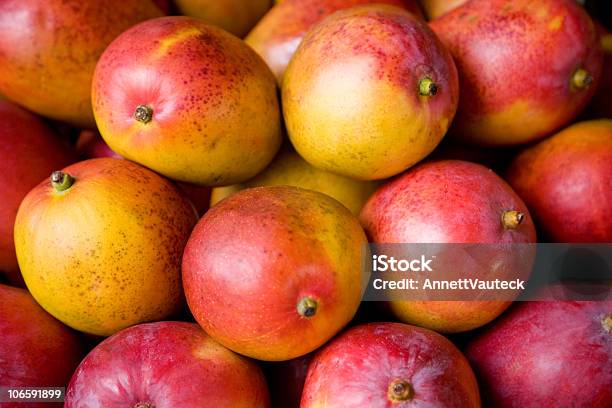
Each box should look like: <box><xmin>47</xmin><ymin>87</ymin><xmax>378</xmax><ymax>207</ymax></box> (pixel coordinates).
<box><xmin>301</xmin><ymin>323</ymin><xmax>481</xmax><ymax>407</ymax></box>
<box><xmin>246</xmin><ymin>0</ymin><xmax>424</xmax><ymax>82</ymax></box>
<box><xmin>507</xmin><ymin>120</ymin><xmax>612</xmax><ymax>242</ymax></box>
<box><xmin>466</xmin><ymin>301</ymin><xmax>612</xmax><ymax>407</ymax></box>
<box><xmin>175</xmin><ymin>0</ymin><xmax>271</xmax><ymax>37</ymax></box>
<box><xmin>0</xmin><ymin>100</ymin><xmax>76</xmax><ymax>286</ymax></box>
<box><xmin>14</xmin><ymin>158</ymin><xmax>198</xmax><ymax>336</ymax></box>
<box><xmin>65</xmin><ymin>322</ymin><xmax>269</xmax><ymax>407</ymax></box>
<box><xmin>0</xmin><ymin>0</ymin><xmax>163</xmax><ymax>127</ymax></box>
<box><xmin>1</xmin><ymin>284</ymin><xmax>84</xmax><ymax>408</ymax></box>
<box><xmin>210</xmin><ymin>147</ymin><xmax>379</xmax><ymax>214</ymax></box>
<box><xmin>283</xmin><ymin>5</ymin><xmax>458</xmax><ymax>180</ymax></box>
<box><xmin>430</xmin><ymin>0</ymin><xmax>603</xmax><ymax>146</ymax></box>
<box><xmin>183</xmin><ymin>186</ymin><xmax>368</xmax><ymax>361</ymax></box>
<box><xmin>420</xmin><ymin>0</ymin><xmax>467</xmax><ymax>20</ymax></box>
<box><xmin>92</xmin><ymin>17</ymin><xmax>281</xmax><ymax>186</ymax></box>
<box><xmin>76</xmin><ymin>130</ymin><xmax>212</xmax><ymax>216</ymax></box>
<box><xmin>360</xmin><ymin>160</ymin><xmax>536</xmax><ymax>333</ymax></box>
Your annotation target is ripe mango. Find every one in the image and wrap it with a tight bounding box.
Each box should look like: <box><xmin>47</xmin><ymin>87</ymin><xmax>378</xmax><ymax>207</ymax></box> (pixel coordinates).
<box><xmin>14</xmin><ymin>159</ymin><xmax>198</xmax><ymax>336</ymax></box>
<box><xmin>283</xmin><ymin>5</ymin><xmax>458</xmax><ymax>180</ymax></box>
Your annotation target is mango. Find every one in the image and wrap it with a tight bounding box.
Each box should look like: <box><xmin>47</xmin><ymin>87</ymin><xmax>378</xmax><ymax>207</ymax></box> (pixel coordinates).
<box><xmin>283</xmin><ymin>5</ymin><xmax>458</xmax><ymax>180</ymax></box>
<box><xmin>14</xmin><ymin>158</ymin><xmax>198</xmax><ymax>336</ymax></box>
<box><xmin>430</xmin><ymin>0</ymin><xmax>603</xmax><ymax>146</ymax></box>
<box><xmin>92</xmin><ymin>17</ymin><xmax>281</xmax><ymax>186</ymax></box>
<box><xmin>0</xmin><ymin>0</ymin><xmax>163</xmax><ymax>127</ymax></box>
<box><xmin>183</xmin><ymin>186</ymin><xmax>367</xmax><ymax>360</ymax></box>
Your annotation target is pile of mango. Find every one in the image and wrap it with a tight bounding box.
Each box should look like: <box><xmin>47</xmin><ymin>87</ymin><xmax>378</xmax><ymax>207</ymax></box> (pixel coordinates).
<box><xmin>0</xmin><ymin>1</ymin><xmax>610</xmax><ymax>407</ymax></box>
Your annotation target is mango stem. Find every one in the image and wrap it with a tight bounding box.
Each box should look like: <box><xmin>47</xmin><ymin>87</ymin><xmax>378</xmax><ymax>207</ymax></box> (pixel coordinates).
<box><xmin>388</xmin><ymin>379</ymin><xmax>413</xmax><ymax>402</ymax></box>
<box><xmin>571</xmin><ymin>68</ymin><xmax>593</xmax><ymax>90</ymax></box>
<box><xmin>502</xmin><ymin>210</ymin><xmax>525</xmax><ymax>230</ymax></box>
<box><xmin>297</xmin><ymin>297</ymin><xmax>318</xmax><ymax>318</ymax></box>
<box><xmin>602</xmin><ymin>315</ymin><xmax>611</xmax><ymax>333</ymax></box>
<box><xmin>419</xmin><ymin>77</ymin><xmax>438</xmax><ymax>96</ymax></box>
<box><xmin>134</xmin><ymin>104</ymin><xmax>154</xmax><ymax>124</ymax></box>
<box><xmin>50</xmin><ymin>171</ymin><xmax>74</xmax><ymax>192</ymax></box>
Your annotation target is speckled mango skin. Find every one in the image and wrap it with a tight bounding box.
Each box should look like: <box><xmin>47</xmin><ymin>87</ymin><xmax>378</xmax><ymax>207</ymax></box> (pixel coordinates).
<box><xmin>246</xmin><ymin>0</ymin><xmax>424</xmax><ymax>82</ymax></box>
<box><xmin>65</xmin><ymin>322</ymin><xmax>269</xmax><ymax>407</ymax></box>
<box><xmin>92</xmin><ymin>17</ymin><xmax>281</xmax><ymax>186</ymax></box>
<box><xmin>175</xmin><ymin>0</ymin><xmax>271</xmax><ymax>38</ymax></box>
<box><xmin>183</xmin><ymin>186</ymin><xmax>368</xmax><ymax>361</ymax></box>
<box><xmin>0</xmin><ymin>0</ymin><xmax>163</xmax><ymax>128</ymax></box>
<box><xmin>210</xmin><ymin>147</ymin><xmax>379</xmax><ymax>214</ymax></box>
<box><xmin>507</xmin><ymin>120</ymin><xmax>612</xmax><ymax>242</ymax></box>
<box><xmin>360</xmin><ymin>161</ymin><xmax>536</xmax><ymax>333</ymax></box>
<box><xmin>430</xmin><ymin>0</ymin><xmax>603</xmax><ymax>146</ymax></box>
<box><xmin>14</xmin><ymin>158</ymin><xmax>198</xmax><ymax>336</ymax></box>
<box><xmin>282</xmin><ymin>5</ymin><xmax>459</xmax><ymax>181</ymax></box>
<box><xmin>75</xmin><ymin>131</ymin><xmax>213</xmax><ymax>216</ymax></box>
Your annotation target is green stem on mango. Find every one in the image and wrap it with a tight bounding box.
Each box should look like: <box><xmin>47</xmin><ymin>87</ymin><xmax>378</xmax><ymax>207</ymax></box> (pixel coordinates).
<box><xmin>50</xmin><ymin>171</ymin><xmax>74</xmax><ymax>192</ymax></box>
<box><xmin>502</xmin><ymin>210</ymin><xmax>525</xmax><ymax>230</ymax></box>
<box><xmin>297</xmin><ymin>297</ymin><xmax>318</xmax><ymax>318</ymax></box>
<box><xmin>419</xmin><ymin>77</ymin><xmax>438</xmax><ymax>97</ymax></box>
<box><xmin>571</xmin><ymin>68</ymin><xmax>593</xmax><ymax>90</ymax></box>
<box><xmin>388</xmin><ymin>379</ymin><xmax>414</xmax><ymax>402</ymax></box>
<box><xmin>133</xmin><ymin>403</ymin><xmax>155</xmax><ymax>408</ymax></box>
<box><xmin>134</xmin><ymin>104</ymin><xmax>154</xmax><ymax>124</ymax></box>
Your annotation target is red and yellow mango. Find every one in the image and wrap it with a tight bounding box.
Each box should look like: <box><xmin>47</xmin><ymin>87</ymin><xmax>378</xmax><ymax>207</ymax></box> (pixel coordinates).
<box><xmin>92</xmin><ymin>17</ymin><xmax>281</xmax><ymax>186</ymax></box>
<box><xmin>430</xmin><ymin>0</ymin><xmax>603</xmax><ymax>146</ymax></box>
<box><xmin>283</xmin><ymin>5</ymin><xmax>458</xmax><ymax>180</ymax></box>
